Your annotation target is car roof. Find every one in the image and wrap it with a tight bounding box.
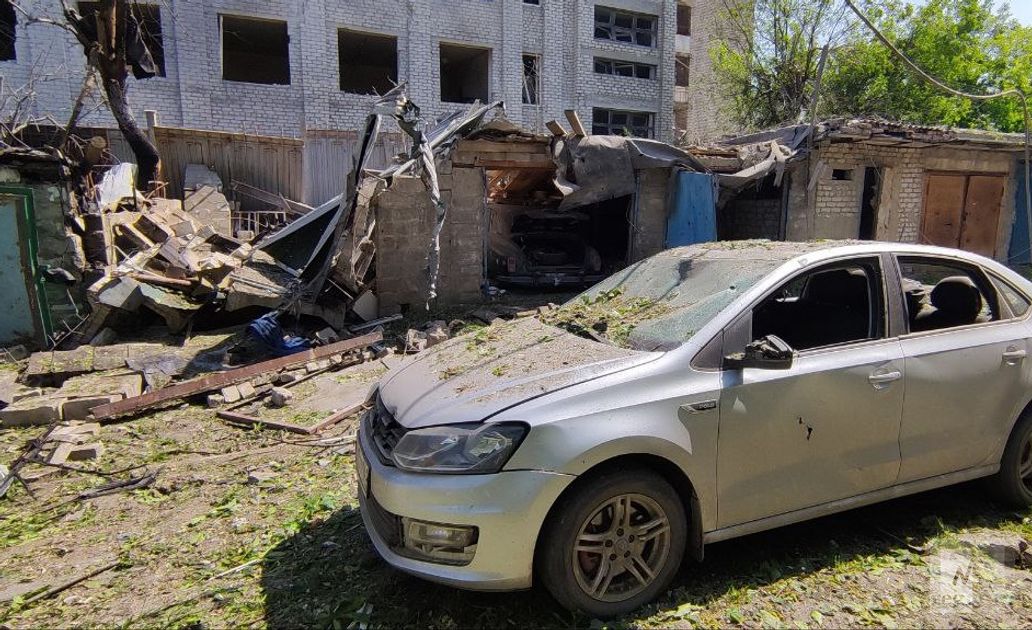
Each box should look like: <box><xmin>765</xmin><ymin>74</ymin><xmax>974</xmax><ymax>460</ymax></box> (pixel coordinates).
<box><xmin>665</xmin><ymin>240</ymin><xmax>999</xmax><ymax>268</ymax></box>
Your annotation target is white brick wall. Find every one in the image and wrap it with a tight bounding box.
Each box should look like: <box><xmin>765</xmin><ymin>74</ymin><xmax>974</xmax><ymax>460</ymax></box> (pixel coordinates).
<box><xmin>2</xmin><ymin>0</ymin><xmax>727</xmax><ymax>143</ymax></box>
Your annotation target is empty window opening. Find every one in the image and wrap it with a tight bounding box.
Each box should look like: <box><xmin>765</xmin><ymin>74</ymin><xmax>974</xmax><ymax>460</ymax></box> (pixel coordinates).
<box><xmin>338</xmin><ymin>29</ymin><xmax>397</xmax><ymax>94</ymax></box>
<box><xmin>675</xmin><ymin>53</ymin><xmax>690</xmax><ymax>87</ymax></box>
<box><xmin>486</xmin><ymin>166</ymin><xmax>631</xmax><ymax>290</ymax></box>
<box><xmin>677</xmin><ymin>2</ymin><xmax>692</xmax><ymax>36</ymax></box>
<box><xmin>594</xmin><ymin>6</ymin><xmax>657</xmax><ymax>47</ymax></box>
<box><xmin>592</xmin><ymin>108</ymin><xmax>654</xmax><ymax>138</ymax></box>
<box><xmin>221</xmin><ymin>15</ymin><xmax>290</xmax><ymax>85</ymax></box>
<box><xmin>594</xmin><ymin>57</ymin><xmax>655</xmax><ymax>80</ymax></box>
<box><xmin>78</xmin><ymin>2</ymin><xmax>165</xmax><ymax>75</ymax></box>
<box><xmin>1</xmin><ymin>0</ymin><xmax>16</xmax><ymax>61</ymax></box>
<box><xmin>522</xmin><ymin>54</ymin><xmax>540</xmax><ymax>104</ymax></box>
<box><xmin>440</xmin><ymin>43</ymin><xmax>490</xmax><ymax>103</ymax></box>
<box><xmin>752</xmin><ymin>260</ymin><xmax>882</xmax><ymax>351</ymax></box>
<box><xmin>831</xmin><ymin>168</ymin><xmax>853</xmax><ymax>181</ymax></box>
<box><xmin>898</xmin><ymin>257</ymin><xmax>998</xmax><ymax>333</ymax></box>
<box><xmin>858</xmin><ymin>166</ymin><xmax>882</xmax><ymax>240</ymax></box>
<box><xmin>523</xmin><ymin>0</ymin><xmax>540</xmax><ymax>4</ymax></box>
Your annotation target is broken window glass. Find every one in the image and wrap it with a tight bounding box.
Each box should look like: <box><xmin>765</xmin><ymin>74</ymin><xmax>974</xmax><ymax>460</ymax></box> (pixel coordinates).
<box><xmin>0</xmin><ymin>0</ymin><xmax>15</xmax><ymax>61</ymax></box>
<box><xmin>594</xmin><ymin>57</ymin><xmax>655</xmax><ymax>79</ymax></box>
<box><xmin>594</xmin><ymin>5</ymin><xmax>658</xmax><ymax>48</ymax></box>
<box><xmin>591</xmin><ymin>108</ymin><xmax>655</xmax><ymax>138</ymax></box>
<box><xmin>221</xmin><ymin>15</ymin><xmax>290</xmax><ymax>85</ymax></box>
<box><xmin>542</xmin><ymin>246</ymin><xmax>781</xmax><ymax>350</ymax></box>
<box><xmin>522</xmin><ymin>54</ymin><xmax>540</xmax><ymax>105</ymax></box>
<box><xmin>338</xmin><ymin>29</ymin><xmax>397</xmax><ymax>95</ymax></box>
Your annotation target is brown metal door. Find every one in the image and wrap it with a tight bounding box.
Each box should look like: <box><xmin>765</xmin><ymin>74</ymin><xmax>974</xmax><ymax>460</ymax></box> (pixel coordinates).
<box><xmin>959</xmin><ymin>175</ymin><xmax>1005</xmax><ymax>257</ymax></box>
<box><xmin>921</xmin><ymin>174</ymin><xmax>966</xmax><ymax>247</ymax></box>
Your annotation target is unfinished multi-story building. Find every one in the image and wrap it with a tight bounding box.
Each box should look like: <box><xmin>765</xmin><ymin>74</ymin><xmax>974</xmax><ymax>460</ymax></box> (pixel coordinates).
<box><xmin>0</xmin><ymin>0</ymin><xmax>726</xmax><ymax>148</ymax></box>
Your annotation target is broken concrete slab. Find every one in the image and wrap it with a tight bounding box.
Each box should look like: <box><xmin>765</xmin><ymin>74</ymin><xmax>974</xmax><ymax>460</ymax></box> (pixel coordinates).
<box><xmin>49</xmin><ymin>441</ymin><xmax>104</xmax><ymax>465</ymax></box>
<box><xmin>425</xmin><ymin>320</ymin><xmax>450</xmax><ymax>348</ymax></box>
<box><xmin>352</xmin><ymin>291</ymin><xmax>379</xmax><ymax>322</ymax></box>
<box><xmin>315</xmin><ymin>327</ymin><xmax>340</xmax><ymax>345</ymax></box>
<box><xmin>184</xmin><ymin>185</ymin><xmax>232</xmax><ymax>236</ymax></box>
<box><xmin>207</xmin><ymin>393</ymin><xmax>225</xmax><ymax>408</ymax></box>
<box><xmin>92</xmin><ymin>345</ymin><xmax>129</xmax><ymax>371</ymax></box>
<box><xmin>0</xmin><ymin>397</ymin><xmax>63</xmax><ymax>426</ymax></box>
<box><xmin>62</xmin><ymin>395</ymin><xmax>122</xmax><ymax>421</ymax></box>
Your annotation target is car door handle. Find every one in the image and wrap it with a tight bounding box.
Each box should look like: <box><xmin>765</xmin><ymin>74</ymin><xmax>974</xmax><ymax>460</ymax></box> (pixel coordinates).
<box><xmin>868</xmin><ymin>370</ymin><xmax>902</xmax><ymax>386</ymax></box>
<box><xmin>1003</xmin><ymin>347</ymin><xmax>1027</xmax><ymax>363</ymax></box>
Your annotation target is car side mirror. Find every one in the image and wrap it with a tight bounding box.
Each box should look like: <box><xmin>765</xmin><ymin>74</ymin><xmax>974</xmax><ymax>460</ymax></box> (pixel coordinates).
<box><xmin>723</xmin><ymin>334</ymin><xmax>795</xmax><ymax>370</ymax></box>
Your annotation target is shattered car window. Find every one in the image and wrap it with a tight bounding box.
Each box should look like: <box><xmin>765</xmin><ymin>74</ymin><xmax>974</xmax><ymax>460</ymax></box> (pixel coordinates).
<box><xmin>540</xmin><ymin>244</ymin><xmax>786</xmax><ymax>351</ymax></box>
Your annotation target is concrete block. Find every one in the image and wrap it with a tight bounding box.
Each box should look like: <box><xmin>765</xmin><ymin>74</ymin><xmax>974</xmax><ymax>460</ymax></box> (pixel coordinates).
<box><xmin>270</xmin><ymin>387</ymin><xmax>294</xmax><ymax>408</ymax></box>
<box><xmin>237</xmin><ymin>381</ymin><xmax>256</xmax><ymax>399</ymax></box>
<box><xmin>0</xmin><ymin>397</ymin><xmax>62</xmax><ymax>426</ymax></box>
<box><xmin>351</xmin><ymin>291</ymin><xmax>379</xmax><ymax>321</ymax></box>
<box><xmin>92</xmin><ymin>345</ymin><xmax>129</xmax><ymax>371</ymax></box>
<box><xmin>62</xmin><ymin>395</ymin><xmax>121</xmax><ymax>421</ymax></box>
<box><xmin>315</xmin><ymin>327</ymin><xmax>340</xmax><ymax>345</ymax></box>
<box><xmin>275</xmin><ymin>371</ymin><xmax>299</xmax><ymax>384</ymax></box>
<box><xmin>207</xmin><ymin>393</ymin><xmax>225</xmax><ymax>408</ymax></box>
<box><xmin>51</xmin><ymin>442</ymin><xmax>104</xmax><ymax>465</ymax></box>
<box><xmin>306</xmin><ymin>359</ymin><xmax>331</xmax><ymax>373</ymax></box>
<box><xmin>220</xmin><ymin>385</ymin><xmax>242</xmax><ymax>404</ymax></box>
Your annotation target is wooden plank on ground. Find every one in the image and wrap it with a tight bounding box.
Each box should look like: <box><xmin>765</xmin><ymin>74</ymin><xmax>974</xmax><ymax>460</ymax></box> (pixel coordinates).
<box><xmin>217</xmin><ymin>410</ymin><xmax>312</xmax><ymax>435</ymax></box>
<box><xmin>545</xmin><ymin>120</ymin><xmax>567</xmax><ymax>137</ymax></box>
<box><xmin>310</xmin><ymin>402</ymin><xmax>369</xmax><ymax>434</ymax></box>
<box><xmin>90</xmin><ymin>331</ymin><xmax>383</xmax><ymax>420</ymax></box>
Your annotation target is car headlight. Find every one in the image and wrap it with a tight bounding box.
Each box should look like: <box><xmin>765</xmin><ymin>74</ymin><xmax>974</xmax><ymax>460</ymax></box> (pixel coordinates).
<box><xmin>392</xmin><ymin>422</ymin><xmax>528</xmax><ymax>474</ymax></box>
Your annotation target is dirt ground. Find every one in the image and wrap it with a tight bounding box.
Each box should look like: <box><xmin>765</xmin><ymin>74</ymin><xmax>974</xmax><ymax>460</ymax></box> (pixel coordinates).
<box><xmin>1</xmin><ymin>294</ymin><xmax>1031</xmax><ymax>628</ymax></box>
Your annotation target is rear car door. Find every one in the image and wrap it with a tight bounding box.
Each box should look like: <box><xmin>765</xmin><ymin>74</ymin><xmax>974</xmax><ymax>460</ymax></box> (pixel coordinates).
<box><xmin>716</xmin><ymin>256</ymin><xmax>905</xmax><ymax>527</ymax></box>
<box><xmin>895</xmin><ymin>255</ymin><xmax>1032</xmax><ymax>482</ymax></box>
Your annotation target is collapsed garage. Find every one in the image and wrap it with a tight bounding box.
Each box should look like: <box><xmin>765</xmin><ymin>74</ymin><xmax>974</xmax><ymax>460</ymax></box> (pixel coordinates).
<box><xmin>373</xmin><ymin>120</ymin><xmax>715</xmax><ymax>314</ymax></box>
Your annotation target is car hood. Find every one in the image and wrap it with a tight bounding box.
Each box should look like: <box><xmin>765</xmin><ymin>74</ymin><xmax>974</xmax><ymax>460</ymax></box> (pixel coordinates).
<box><xmin>378</xmin><ymin>317</ymin><xmax>659</xmax><ymax>429</ymax></box>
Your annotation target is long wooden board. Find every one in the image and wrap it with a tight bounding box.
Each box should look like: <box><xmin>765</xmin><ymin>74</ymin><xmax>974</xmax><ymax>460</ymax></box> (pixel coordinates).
<box><xmin>90</xmin><ymin>331</ymin><xmax>382</xmax><ymax>420</ymax></box>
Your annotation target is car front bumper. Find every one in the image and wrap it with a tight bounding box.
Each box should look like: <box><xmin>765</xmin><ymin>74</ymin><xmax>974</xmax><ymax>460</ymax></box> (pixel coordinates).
<box><xmin>356</xmin><ymin>425</ymin><xmax>575</xmax><ymax>591</ymax></box>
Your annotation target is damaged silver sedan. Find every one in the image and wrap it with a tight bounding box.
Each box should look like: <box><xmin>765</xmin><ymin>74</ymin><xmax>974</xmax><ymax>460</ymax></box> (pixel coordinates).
<box><xmin>356</xmin><ymin>240</ymin><xmax>1032</xmax><ymax>617</ymax></box>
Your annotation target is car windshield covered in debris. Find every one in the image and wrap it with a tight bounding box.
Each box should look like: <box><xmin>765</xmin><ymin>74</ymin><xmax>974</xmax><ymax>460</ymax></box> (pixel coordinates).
<box><xmin>541</xmin><ymin>243</ymin><xmax>789</xmax><ymax>351</ymax></box>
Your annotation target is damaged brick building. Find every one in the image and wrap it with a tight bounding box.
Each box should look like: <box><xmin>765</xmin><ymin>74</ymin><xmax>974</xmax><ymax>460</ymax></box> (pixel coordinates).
<box><xmin>1</xmin><ymin>0</ymin><xmax>728</xmax><ymax>154</ymax></box>
<box><xmin>707</xmin><ymin>119</ymin><xmax>1032</xmax><ymax>264</ymax></box>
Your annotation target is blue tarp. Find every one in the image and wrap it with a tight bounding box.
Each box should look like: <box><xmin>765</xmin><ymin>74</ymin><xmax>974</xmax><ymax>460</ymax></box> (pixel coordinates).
<box><xmin>246</xmin><ymin>313</ymin><xmax>311</xmax><ymax>357</ymax></box>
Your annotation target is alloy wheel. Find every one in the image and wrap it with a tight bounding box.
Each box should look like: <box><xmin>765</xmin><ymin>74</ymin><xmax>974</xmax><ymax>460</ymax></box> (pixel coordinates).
<box><xmin>570</xmin><ymin>493</ymin><xmax>672</xmax><ymax>602</ymax></box>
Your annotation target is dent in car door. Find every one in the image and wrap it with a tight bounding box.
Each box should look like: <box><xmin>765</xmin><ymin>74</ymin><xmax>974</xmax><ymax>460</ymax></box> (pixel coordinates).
<box><xmin>716</xmin><ymin>339</ymin><xmax>905</xmax><ymax>528</ymax></box>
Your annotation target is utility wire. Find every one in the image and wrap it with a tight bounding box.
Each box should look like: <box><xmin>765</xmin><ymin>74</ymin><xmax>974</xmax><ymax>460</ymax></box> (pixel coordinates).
<box><xmin>843</xmin><ymin>0</ymin><xmax>1032</xmax><ymax>260</ymax></box>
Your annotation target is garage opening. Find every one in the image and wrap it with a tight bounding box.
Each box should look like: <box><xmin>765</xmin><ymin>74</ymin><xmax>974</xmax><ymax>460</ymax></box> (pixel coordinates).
<box><xmin>338</xmin><ymin>29</ymin><xmax>397</xmax><ymax>95</ymax></box>
<box><xmin>221</xmin><ymin>15</ymin><xmax>290</xmax><ymax>85</ymax></box>
<box><xmin>440</xmin><ymin>43</ymin><xmax>490</xmax><ymax>103</ymax></box>
<box><xmin>486</xmin><ymin>167</ymin><xmax>631</xmax><ymax>289</ymax></box>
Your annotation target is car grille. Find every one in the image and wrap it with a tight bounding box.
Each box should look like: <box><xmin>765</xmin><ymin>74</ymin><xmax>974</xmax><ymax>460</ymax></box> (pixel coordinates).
<box><xmin>366</xmin><ymin>489</ymin><xmax>402</xmax><ymax>546</ymax></box>
<box><xmin>367</xmin><ymin>394</ymin><xmax>407</xmax><ymax>466</ymax></box>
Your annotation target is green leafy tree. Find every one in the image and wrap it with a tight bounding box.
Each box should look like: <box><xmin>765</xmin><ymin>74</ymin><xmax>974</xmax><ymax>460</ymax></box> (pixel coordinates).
<box><xmin>712</xmin><ymin>0</ymin><xmax>1032</xmax><ymax>132</ymax></box>
<box><xmin>712</xmin><ymin>0</ymin><xmax>856</xmax><ymax>129</ymax></box>
<box><xmin>823</xmin><ymin>0</ymin><xmax>1032</xmax><ymax>132</ymax></box>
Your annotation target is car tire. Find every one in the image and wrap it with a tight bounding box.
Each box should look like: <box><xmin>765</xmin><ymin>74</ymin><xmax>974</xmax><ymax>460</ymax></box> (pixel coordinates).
<box><xmin>538</xmin><ymin>469</ymin><xmax>687</xmax><ymax>618</ymax></box>
<box><xmin>988</xmin><ymin>411</ymin><xmax>1032</xmax><ymax>507</ymax></box>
